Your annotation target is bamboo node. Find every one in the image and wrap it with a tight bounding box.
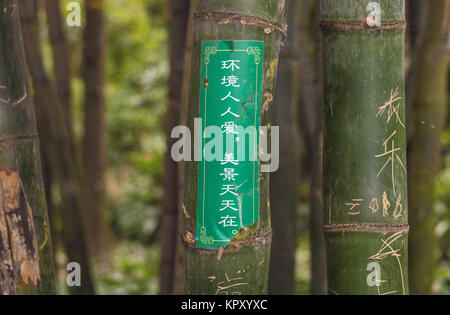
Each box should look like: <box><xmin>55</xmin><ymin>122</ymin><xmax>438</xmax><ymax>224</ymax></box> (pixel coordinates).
<box><xmin>194</xmin><ymin>11</ymin><xmax>287</xmax><ymax>37</ymax></box>
<box><xmin>323</xmin><ymin>224</ymin><xmax>409</xmax><ymax>233</ymax></box>
<box><xmin>320</xmin><ymin>20</ymin><xmax>406</xmax><ymax>32</ymax></box>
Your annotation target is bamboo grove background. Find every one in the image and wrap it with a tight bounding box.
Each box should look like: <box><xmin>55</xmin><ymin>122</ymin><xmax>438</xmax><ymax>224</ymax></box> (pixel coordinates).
<box><xmin>0</xmin><ymin>0</ymin><xmax>448</xmax><ymax>294</ymax></box>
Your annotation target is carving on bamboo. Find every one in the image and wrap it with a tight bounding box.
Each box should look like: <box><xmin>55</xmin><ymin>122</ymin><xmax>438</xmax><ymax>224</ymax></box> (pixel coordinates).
<box><xmin>368</xmin><ymin>231</ymin><xmax>406</xmax><ymax>295</ymax></box>
<box><xmin>214</xmin><ymin>272</ymin><xmax>248</xmax><ymax>295</ymax></box>
<box><xmin>0</xmin><ymin>84</ymin><xmax>27</xmax><ymax>106</ymax></box>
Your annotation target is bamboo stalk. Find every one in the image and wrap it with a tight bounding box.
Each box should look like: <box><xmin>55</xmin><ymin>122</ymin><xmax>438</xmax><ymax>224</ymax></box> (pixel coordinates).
<box><xmin>0</xmin><ymin>0</ymin><xmax>55</xmax><ymax>294</ymax></box>
<box><xmin>407</xmin><ymin>0</ymin><xmax>449</xmax><ymax>294</ymax></box>
<box><xmin>321</xmin><ymin>0</ymin><xmax>409</xmax><ymax>295</ymax></box>
<box><xmin>82</xmin><ymin>0</ymin><xmax>109</xmax><ymax>264</ymax></box>
<box><xmin>19</xmin><ymin>0</ymin><xmax>95</xmax><ymax>294</ymax></box>
<box><xmin>299</xmin><ymin>0</ymin><xmax>328</xmax><ymax>295</ymax></box>
<box><xmin>268</xmin><ymin>0</ymin><xmax>300</xmax><ymax>295</ymax></box>
<box><xmin>160</xmin><ymin>0</ymin><xmax>190</xmax><ymax>294</ymax></box>
<box><xmin>183</xmin><ymin>0</ymin><xmax>287</xmax><ymax>294</ymax></box>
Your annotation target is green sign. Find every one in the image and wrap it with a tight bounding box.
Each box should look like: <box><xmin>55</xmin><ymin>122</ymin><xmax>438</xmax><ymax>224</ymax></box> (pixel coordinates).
<box><xmin>196</xmin><ymin>40</ymin><xmax>264</xmax><ymax>250</ymax></box>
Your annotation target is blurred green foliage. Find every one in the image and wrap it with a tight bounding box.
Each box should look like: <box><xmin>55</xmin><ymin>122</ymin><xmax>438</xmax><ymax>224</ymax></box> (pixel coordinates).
<box><xmin>295</xmin><ymin>237</ymin><xmax>311</xmax><ymax>295</ymax></box>
<box><xmin>104</xmin><ymin>0</ymin><xmax>167</xmax><ymax>242</ymax></box>
<box><xmin>434</xmin><ymin>128</ymin><xmax>450</xmax><ymax>294</ymax></box>
<box><xmin>97</xmin><ymin>242</ymin><xmax>160</xmax><ymax>294</ymax></box>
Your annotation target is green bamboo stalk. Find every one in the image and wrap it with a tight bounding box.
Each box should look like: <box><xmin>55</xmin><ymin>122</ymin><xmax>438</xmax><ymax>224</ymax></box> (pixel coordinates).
<box><xmin>172</xmin><ymin>0</ymin><xmax>198</xmax><ymax>295</ymax></box>
<box><xmin>407</xmin><ymin>0</ymin><xmax>449</xmax><ymax>295</ymax></box>
<box><xmin>0</xmin><ymin>0</ymin><xmax>55</xmax><ymax>294</ymax></box>
<box><xmin>19</xmin><ymin>0</ymin><xmax>95</xmax><ymax>294</ymax></box>
<box><xmin>83</xmin><ymin>0</ymin><xmax>109</xmax><ymax>264</ymax></box>
<box><xmin>160</xmin><ymin>0</ymin><xmax>191</xmax><ymax>294</ymax></box>
<box><xmin>321</xmin><ymin>0</ymin><xmax>409</xmax><ymax>295</ymax></box>
<box><xmin>298</xmin><ymin>0</ymin><xmax>328</xmax><ymax>295</ymax></box>
<box><xmin>268</xmin><ymin>0</ymin><xmax>300</xmax><ymax>295</ymax></box>
<box><xmin>183</xmin><ymin>0</ymin><xmax>287</xmax><ymax>294</ymax></box>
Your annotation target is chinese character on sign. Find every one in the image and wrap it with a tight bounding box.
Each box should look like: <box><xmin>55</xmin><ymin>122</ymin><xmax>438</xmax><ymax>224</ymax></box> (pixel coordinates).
<box><xmin>218</xmin><ymin>215</ymin><xmax>238</xmax><ymax>228</ymax></box>
<box><xmin>220</xmin><ymin>200</ymin><xmax>238</xmax><ymax>212</ymax></box>
<box><xmin>221</xmin><ymin>121</ymin><xmax>238</xmax><ymax>134</ymax></box>
<box><xmin>221</xmin><ymin>107</ymin><xmax>240</xmax><ymax>117</ymax></box>
<box><xmin>220</xmin><ymin>184</ymin><xmax>238</xmax><ymax>196</ymax></box>
<box><xmin>221</xmin><ymin>60</ymin><xmax>240</xmax><ymax>71</ymax></box>
<box><xmin>220</xmin><ymin>168</ymin><xmax>238</xmax><ymax>181</ymax></box>
<box><xmin>220</xmin><ymin>107</ymin><xmax>240</xmax><ymax>117</ymax></box>
<box><xmin>221</xmin><ymin>153</ymin><xmax>239</xmax><ymax>165</ymax></box>
<box><xmin>221</xmin><ymin>75</ymin><xmax>240</xmax><ymax>87</ymax></box>
<box><xmin>221</xmin><ymin>91</ymin><xmax>240</xmax><ymax>102</ymax></box>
